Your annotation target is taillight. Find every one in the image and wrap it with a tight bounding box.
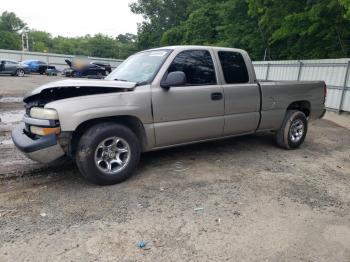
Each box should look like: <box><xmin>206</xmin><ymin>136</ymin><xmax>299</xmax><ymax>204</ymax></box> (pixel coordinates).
<box><xmin>323</xmin><ymin>83</ymin><xmax>327</xmax><ymax>103</ymax></box>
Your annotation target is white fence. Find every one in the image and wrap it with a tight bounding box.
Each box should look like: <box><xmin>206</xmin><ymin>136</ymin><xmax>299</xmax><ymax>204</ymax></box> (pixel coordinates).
<box><xmin>0</xmin><ymin>49</ymin><xmax>123</xmax><ymax>70</ymax></box>
<box><xmin>1</xmin><ymin>49</ymin><xmax>349</xmax><ymax>112</ymax></box>
<box><xmin>253</xmin><ymin>59</ymin><xmax>350</xmax><ymax>112</ymax></box>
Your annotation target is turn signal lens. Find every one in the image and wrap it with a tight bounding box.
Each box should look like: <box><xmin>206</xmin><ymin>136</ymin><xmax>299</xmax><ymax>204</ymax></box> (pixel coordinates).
<box><xmin>30</xmin><ymin>126</ymin><xmax>61</xmax><ymax>136</ymax></box>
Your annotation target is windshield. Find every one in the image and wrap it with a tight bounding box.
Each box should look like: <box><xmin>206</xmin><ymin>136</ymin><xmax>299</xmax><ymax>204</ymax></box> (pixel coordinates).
<box><xmin>105</xmin><ymin>49</ymin><xmax>171</xmax><ymax>84</ymax></box>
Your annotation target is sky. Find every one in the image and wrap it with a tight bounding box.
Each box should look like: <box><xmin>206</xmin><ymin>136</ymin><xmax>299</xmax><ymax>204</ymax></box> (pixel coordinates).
<box><xmin>0</xmin><ymin>0</ymin><xmax>144</xmax><ymax>37</ymax></box>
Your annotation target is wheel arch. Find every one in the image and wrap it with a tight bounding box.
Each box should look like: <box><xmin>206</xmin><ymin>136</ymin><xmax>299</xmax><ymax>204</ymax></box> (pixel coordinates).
<box><xmin>287</xmin><ymin>100</ymin><xmax>311</xmax><ymax>117</ymax></box>
<box><xmin>70</xmin><ymin>115</ymin><xmax>147</xmax><ymax>156</ymax></box>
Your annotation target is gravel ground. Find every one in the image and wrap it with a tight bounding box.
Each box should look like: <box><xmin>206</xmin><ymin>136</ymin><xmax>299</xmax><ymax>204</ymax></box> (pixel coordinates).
<box><xmin>0</xmin><ymin>75</ymin><xmax>349</xmax><ymax>261</ymax></box>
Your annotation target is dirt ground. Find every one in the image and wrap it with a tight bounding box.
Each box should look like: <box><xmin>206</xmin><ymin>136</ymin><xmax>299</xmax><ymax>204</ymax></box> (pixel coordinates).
<box><xmin>0</xmin><ymin>75</ymin><xmax>349</xmax><ymax>262</ymax></box>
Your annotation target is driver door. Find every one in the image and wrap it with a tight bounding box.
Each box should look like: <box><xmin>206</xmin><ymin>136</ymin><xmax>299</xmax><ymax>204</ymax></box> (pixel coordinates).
<box><xmin>5</xmin><ymin>61</ymin><xmax>18</xmax><ymax>73</ymax></box>
<box><xmin>152</xmin><ymin>49</ymin><xmax>225</xmax><ymax>147</ymax></box>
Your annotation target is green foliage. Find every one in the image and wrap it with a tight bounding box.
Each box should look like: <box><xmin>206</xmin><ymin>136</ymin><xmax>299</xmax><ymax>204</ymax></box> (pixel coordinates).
<box><xmin>28</xmin><ymin>31</ymin><xmax>53</xmax><ymax>52</ymax></box>
<box><xmin>340</xmin><ymin>0</ymin><xmax>350</xmax><ymax>19</ymax></box>
<box><xmin>133</xmin><ymin>0</ymin><xmax>350</xmax><ymax>60</ymax></box>
<box><xmin>0</xmin><ymin>31</ymin><xmax>21</xmax><ymax>50</ymax></box>
<box><xmin>248</xmin><ymin>0</ymin><xmax>350</xmax><ymax>59</ymax></box>
<box><xmin>130</xmin><ymin>0</ymin><xmax>193</xmax><ymax>49</ymax></box>
<box><xmin>1</xmin><ymin>2</ymin><xmax>350</xmax><ymax>60</ymax></box>
<box><xmin>0</xmin><ymin>11</ymin><xmax>26</xmax><ymax>32</ymax></box>
<box><xmin>0</xmin><ymin>12</ymin><xmax>25</xmax><ymax>50</ymax></box>
<box><xmin>49</xmin><ymin>34</ymin><xmax>137</xmax><ymax>59</ymax></box>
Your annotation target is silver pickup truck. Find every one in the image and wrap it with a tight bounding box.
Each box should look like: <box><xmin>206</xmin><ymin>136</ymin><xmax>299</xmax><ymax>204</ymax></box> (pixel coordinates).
<box><xmin>12</xmin><ymin>46</ymin><xmax>326</xmax><ymax>185</ymax></box>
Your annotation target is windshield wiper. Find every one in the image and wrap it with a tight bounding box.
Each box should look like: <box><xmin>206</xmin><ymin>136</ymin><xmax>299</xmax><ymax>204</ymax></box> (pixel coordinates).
<box><xmin>114</xmin><ymin>78</ymin><xmax>128</xmax><ymax>82</ymax></box>
<box><xmin>135</xmin><ymin>81</ymin><xmax>149</xmax><ymax>86</ymax></box>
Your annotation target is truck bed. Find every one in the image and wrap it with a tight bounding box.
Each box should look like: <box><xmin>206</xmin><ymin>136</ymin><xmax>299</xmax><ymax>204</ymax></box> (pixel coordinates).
<box><xmin>257</xmin><ymin>80</ymin><xmax>326</xmax><ymax>131</ymax></box>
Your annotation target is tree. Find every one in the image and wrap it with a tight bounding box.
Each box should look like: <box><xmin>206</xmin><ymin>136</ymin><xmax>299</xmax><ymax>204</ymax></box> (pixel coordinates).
<box><xmin>340</xmin><ymin>0</ymin><xmax>350</xmax><ymax>19</ymax></box>
<box><xmin>0</xmin><ymin>11</ymin><xmax>26</xmax><ymax>32</ymax></box>
<box><xmin>116</xmin><ymin>33</ymin><xmax>137</xmax><ymax>58</ymax></box>
<box><xmin>117</xmin><ymin>33</ymin><xmax>136</xmax><ymax>44</ymax></box>
<box><xmin>130</xmin><ymin>0</ymin><xmax>192</xmax><ymax>49</ymax></box>
<box><xmin>28</xmin><ymin>31</ymin><xmax>53</xmax><ymax>52</ymax></box>
<box><xmin>0</xmin><ymin>31</ymin><xmax>21</xmax><ymax>50</ymax></box>
<box><xmin>0</xmin><ymin>11</ymin><xmax>26</xmax><ymax>50</ymax></box>
<box><xmin>1</xmin><ymin>4</ymin><xmax>350</xmax><ymax>60</ymax></box>
<box><xmin>217</xmin><ymin>0</ymin><xmax>266</xmax><ymax>60</ymax></box>
<box><xmin>160</xmin><ymin>0</ymin><xmax>265</xmax><ymax>60</ymax></box>
<box><xmin>248</xmin><ymin>0</ymin><xmax>350</xmax><ymax>59</ymax></box>
<box><xmin>133</xmin><ymin>0</ymin><xmax>350</xmax><ymax>60</ymax></box>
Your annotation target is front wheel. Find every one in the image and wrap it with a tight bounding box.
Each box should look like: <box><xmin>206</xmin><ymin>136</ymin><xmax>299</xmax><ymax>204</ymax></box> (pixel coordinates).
<box><xmin>275</xmin><ymin>110</ymin><xmax>308</xmax><ymax>149</ymax></box>
<box><xmin>75</xmin><ymin>123</ymin><xmax>141</xmax><ymax>185</ymax></box>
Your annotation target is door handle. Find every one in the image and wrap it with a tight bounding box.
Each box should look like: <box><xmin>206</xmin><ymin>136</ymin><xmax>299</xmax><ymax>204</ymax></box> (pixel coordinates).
<box><xmin>211</xmin><ymin>92</ymin><xmax>223</xmax><ymax>101</ymax></box>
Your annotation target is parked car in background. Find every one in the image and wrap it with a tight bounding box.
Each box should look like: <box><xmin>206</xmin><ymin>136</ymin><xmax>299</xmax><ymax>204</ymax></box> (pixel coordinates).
<box><xmin>64</xmin><ymin>59</ymin><xmax>109</xmax><ymax>78</ymax></box>
<box><xmin>12</xmin><ymin>46</ymin><xmax>326</xmax><ymax>185</ymax></box>
<box><xmin>91</xmin><ymin>62</ymin><xmax>112</xmax><ymax>74</ymax></box>
<box><xmin>0</xmin><ymin>59</ymin><xmax>30</xmax><ymax>76</ymax></box>
<box><xmin>21</xmin><ymin>60</ymin><xmax>57</xmax><ymax>74</ymax></box>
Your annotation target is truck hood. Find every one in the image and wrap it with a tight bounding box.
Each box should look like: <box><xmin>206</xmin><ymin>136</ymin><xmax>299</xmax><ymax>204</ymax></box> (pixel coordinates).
<box><xmin>23</xmin><ymin>79</ymin><xmax>137</xmax><ymax>103</ymax></box>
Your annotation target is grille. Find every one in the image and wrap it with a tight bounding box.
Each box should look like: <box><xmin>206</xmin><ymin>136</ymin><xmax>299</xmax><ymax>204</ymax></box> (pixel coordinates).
<box><xmin>25</xmin><ymin>107</ymin><xmax>30</xmax><ymax>116</ymax></box>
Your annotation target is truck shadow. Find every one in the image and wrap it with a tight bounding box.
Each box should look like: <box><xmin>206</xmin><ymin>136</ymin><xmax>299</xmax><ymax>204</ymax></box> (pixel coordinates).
<box><xmin>139</xmin><ymin>133</ymin><xmax>276</xmax><ymax>169</ymax></box>
<box><xmin>2</xmin><ymin>133</ymin><xmax>277</xmax><ymax>186</ymax></box>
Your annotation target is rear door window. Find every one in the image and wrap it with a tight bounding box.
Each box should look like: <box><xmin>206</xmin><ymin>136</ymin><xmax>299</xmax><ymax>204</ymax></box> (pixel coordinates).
<box><xmin>218</xmin><ymin>51</ymin><xmax>249</xmax><ymax>84</ymax></box>
<box><xmin>168</xmin><ymin>50</ymin><xmax>217</xmax><ymax>85</ymax></box>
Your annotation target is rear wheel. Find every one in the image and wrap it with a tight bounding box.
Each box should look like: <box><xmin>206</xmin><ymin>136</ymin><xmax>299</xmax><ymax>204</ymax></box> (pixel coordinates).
<box><xmin>16</xmin><ymin>69</ymin><xmax>25</xmax><ymax>77</ymax></box>
<box><xmin>275</xmin><ymin>110</ymin><xmax>308</xmax><ymax>149</ymax></box>
<box><xmin>75</xmin><ymin>123</ymin><xmax>141</xmax><ymax>185</ymax></box>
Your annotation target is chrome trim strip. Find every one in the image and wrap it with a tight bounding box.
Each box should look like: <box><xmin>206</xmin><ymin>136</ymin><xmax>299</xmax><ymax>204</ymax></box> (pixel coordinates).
<box><xmin>23</xmin><ymin>115</ymin><xmax>53</xmax><ymax>127</ymax></box>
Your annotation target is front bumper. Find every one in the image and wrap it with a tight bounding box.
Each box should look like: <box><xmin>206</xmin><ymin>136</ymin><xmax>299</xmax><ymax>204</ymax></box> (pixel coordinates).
<box><xmin>11</xmin><ymin>123</ymin><xmax>65</xmax><ymax>163</ymax></box>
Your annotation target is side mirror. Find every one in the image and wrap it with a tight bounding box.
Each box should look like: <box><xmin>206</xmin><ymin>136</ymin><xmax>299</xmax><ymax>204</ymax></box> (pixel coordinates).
<box><xmin>160</xmin><ymin>71</ymin><xmax>186</xmax><ymax>89</ymax></box>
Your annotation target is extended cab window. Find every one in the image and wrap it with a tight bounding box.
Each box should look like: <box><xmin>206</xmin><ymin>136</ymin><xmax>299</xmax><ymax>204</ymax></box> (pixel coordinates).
<box><xmin>168</xmin><ymin>50</ymin><xmax>216</xmax><ymax>85</ymax></box>
<box><xmin>218</xmin><ymin>51</ymin><xmax>249</xmax><ymax>84</ymax></box>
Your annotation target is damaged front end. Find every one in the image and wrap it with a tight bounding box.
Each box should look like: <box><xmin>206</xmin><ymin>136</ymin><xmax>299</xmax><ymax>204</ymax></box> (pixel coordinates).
<box><xmin>12</xmin><ymin>79</ymin><xmax>136</xmax><ymax>163</ymax></box>
<box><xmin>12</xmin><ymin>108</ymin><xmax>65</xmax><ymax>163</ymax></box>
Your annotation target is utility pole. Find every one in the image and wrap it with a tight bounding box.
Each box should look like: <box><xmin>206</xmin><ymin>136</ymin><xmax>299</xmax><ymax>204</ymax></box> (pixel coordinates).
<box><xmin>21</xmin><ymin>32</ymin><xmax>29</xmax><ymax>51</ymax></box>
<box><xmin>263</xmin><ymin>48</ymin><xmax>267</xmax><ymax>61</ymax></box>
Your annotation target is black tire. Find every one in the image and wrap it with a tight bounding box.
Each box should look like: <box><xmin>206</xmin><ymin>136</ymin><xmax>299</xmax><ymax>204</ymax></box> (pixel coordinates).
<box><xmin>75</xmin><ymin>122</ymin><xmax>141</xmax><ymax>185</ymax></box>
<box><xmin>275</xmin><ymin>110</ymin><xmax>308</xmax><ymax>149</ymax></box>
